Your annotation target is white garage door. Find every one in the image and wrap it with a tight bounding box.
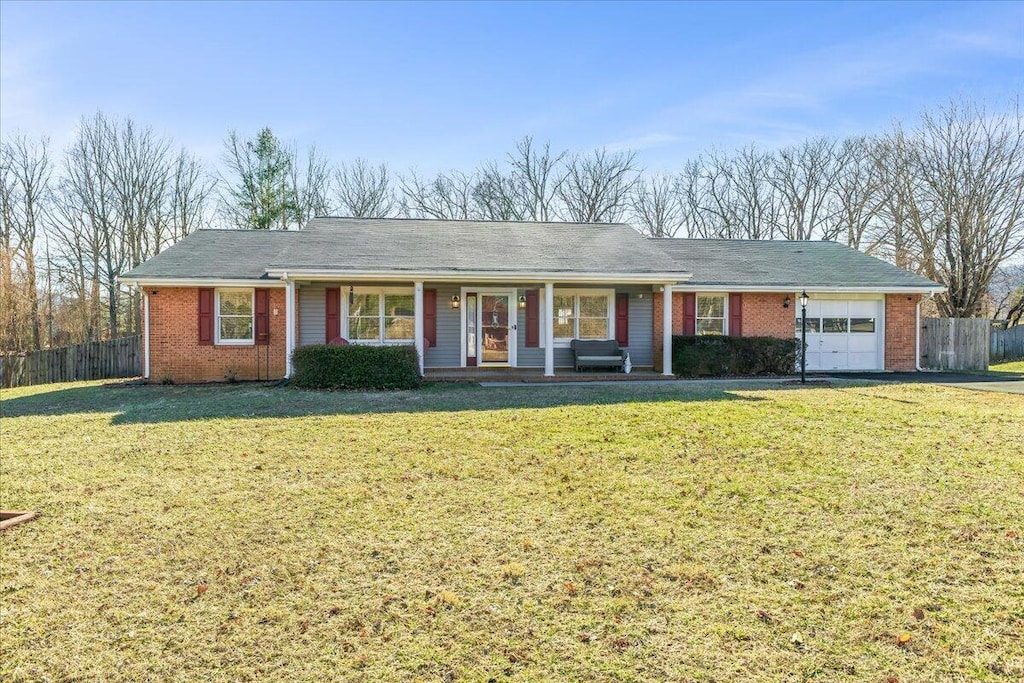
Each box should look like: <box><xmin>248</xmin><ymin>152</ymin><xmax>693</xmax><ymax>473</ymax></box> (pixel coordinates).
<box><xmin>797</xmin><ymin>299</ymin><xmax>883</xmax><ymax>371</ymax></box>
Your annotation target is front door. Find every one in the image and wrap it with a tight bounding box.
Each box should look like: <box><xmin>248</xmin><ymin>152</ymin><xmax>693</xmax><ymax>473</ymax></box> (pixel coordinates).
<box><xmin>478</xmin><ymin>292</ymin><xmax>516</xmax><ymax>365</ymax></box>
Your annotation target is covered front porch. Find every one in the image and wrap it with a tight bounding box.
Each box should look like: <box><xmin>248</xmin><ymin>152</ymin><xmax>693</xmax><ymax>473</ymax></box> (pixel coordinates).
<box><xmin>288</xmin><ymin>279</ymin><xmax>679</xmax><ymax>377</ymax></box>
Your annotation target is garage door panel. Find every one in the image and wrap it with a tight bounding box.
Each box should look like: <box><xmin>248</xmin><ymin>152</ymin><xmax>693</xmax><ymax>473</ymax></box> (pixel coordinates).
<box><xmin>795</xmin><ymin>298</ymin><xmax>882</xmax><ymax>371</ymax></box>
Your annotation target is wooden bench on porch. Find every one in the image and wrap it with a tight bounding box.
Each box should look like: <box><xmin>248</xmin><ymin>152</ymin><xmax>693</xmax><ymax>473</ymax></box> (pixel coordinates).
<box><xmin>571</xmin><ymin>339</ymin><xmax>627</xmax><ymax>372</ymax></box>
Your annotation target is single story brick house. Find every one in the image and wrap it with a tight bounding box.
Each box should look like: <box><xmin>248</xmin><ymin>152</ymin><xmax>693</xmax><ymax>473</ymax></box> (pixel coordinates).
<box><xmin>119</xmin><ymin>217</ymin><xmax>944</xmax><ymax>382</ymax></box>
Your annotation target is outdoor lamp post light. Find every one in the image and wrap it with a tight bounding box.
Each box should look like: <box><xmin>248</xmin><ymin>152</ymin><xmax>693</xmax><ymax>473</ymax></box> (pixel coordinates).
<box><xmin>799</xmin><ymin>290</ymin><xmax>809</xmax><ymax>384</ymax></box>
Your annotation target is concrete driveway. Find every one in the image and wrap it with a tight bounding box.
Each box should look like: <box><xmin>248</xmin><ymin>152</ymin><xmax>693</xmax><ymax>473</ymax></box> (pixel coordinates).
<box><xmin>831</xmin><ymin>371</ymin><xmax>1024</xmax><ymax>395</ymax></box>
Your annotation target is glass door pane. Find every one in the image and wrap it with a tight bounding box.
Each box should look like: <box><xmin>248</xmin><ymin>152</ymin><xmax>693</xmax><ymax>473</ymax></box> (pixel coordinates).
<box><xmin>480</xmin><ymin>294</ymin><xmax>509</xmax><ymax>363</ymax></box>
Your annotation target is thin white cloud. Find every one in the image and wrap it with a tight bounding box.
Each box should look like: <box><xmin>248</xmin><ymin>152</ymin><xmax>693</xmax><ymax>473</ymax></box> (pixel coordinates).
<box><xmin>604</xmin><ymin>133</ymin><xmax>681</xmax><ymax>152</ymax></box>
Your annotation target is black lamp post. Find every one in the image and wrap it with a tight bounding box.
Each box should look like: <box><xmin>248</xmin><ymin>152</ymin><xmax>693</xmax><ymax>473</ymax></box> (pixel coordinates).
<box><xmin>799</xmin><ymin>290</ymin><xmax>809</xmax><ymax>384</ymax></box>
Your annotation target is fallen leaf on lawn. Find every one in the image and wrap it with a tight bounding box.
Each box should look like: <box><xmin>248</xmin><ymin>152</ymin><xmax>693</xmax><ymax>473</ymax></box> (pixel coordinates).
<box><xmin>896</xmin><ymin>632</ymin><xmax>912</xmax><ymax>646</ymax></box>
<box><xmin>578</xmin><ymin>632</ymin><xmax>595</xmax><ymax>643</ymax></box>
<box><xmin>789</xmin><ymin>579</ymin><xmax>806</xmax><ymax>590</ymax></box>
<box><xmin>913</xmin><ymin>607</ymin><xmax>925</xmax><ymax>620</ymax></box>
<box><xmin>793</xmin><ymin>550</ymin><xmax>804</xmax><ymax>558</ymax></box>
<box><xmin>1006</xmin><ymin>530</ymin><xmax>1019</xmax><ymax>539</ymax></box>
<box><xmin>564</xmin><ymin>582</ymin><xmax>577</xmax><ymax>596</ymax></box>
<box><xmin>756</xmin><ymin>609</ymin><xmax>773</xmax><ymax>623</ymax></box>
<box><xmin>790</xmin><ymin>631</ymin><xmax>804</xmax><ymax>647</ymax></box>
<box><xmin>196</xmin><ymin>584</ymin><xmax>208</xmax><ymax>596</ymax></box>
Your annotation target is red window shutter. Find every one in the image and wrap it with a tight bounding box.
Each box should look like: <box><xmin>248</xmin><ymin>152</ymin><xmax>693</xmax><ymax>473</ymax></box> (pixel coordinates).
<box><xmin>424</xmin><ymin>289</ymin><xmax>437</xmax><ymax>347</ymax></box>
<box><xmin>683</xmin><ymin>292</ymin><xmax>696</xmax><ymax>336</ymax></box>
<box><xmin>729</xmin><ymin>293</ymin><xmax>743</xmax><ymax>337</ymax></box>
<box><xmin>325</xmin><ymin>288</ymin><xmax>340</xmax><ymax>342</ymax></box>
<box><xmin>525</xmin><ymin>289</ymin><xmax>539</xmax><ymax>347</ymax></box>
<box><xmin>615</xmin><ymin>292</ymin><xmax>629</xmax><ymax>346</ymax></box>
<box><xmin>198</xmin><ymin>288</ymin><xmax>214</xmax><ymax>345</ymax></box>
<box><xmin>254</xmin><ymin>289</ymin><xmax>270</xmax><ymax>345</ymax></box>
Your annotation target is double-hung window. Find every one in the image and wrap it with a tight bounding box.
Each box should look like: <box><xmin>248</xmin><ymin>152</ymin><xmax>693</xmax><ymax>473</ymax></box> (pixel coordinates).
<box><xmin>551</xmin><ymin>290</ymin><xmax>613</xmax><ymax>344</ymax></box>
<box><xmin>346</xmin><ymin>290</ymin><xmax>414</xmax><ymax>344</ymax></box>
<box><xmin>696</xmin><ymin>294</ymin><xmax>727</xmax><ymax>335</ymax></box>
<box><xmin>216</xmin><ymin>289</ymin><xmax>254</xmax><ymax>344</ymax></box>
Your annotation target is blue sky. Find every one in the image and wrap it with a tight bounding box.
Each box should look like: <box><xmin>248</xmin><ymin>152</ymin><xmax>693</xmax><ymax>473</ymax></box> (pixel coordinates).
<box><xmin>1</xmin><ymin>1</ymin><xmax>1021</xmax><ymax>173</ymax></box>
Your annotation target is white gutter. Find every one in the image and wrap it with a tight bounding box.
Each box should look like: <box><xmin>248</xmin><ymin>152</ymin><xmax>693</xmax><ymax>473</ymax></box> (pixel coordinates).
<box><xmin>674</xmin><ymin>284</ymin><xmax>946</xmax><ymax>294</ymax></box>
<box><xmin>143</xmin><ymin>291</ymin><xmax>150</xmax><ymax>379</ymax></box>
<box><xmin>119</xmin><ymin>277</ymin><xmax>288</xmax><ymax>288</ymax></box>
<box><xmin>263</xmin><ymin>269</ymin><xmax>692</xmax><ymax>285</ymax></box>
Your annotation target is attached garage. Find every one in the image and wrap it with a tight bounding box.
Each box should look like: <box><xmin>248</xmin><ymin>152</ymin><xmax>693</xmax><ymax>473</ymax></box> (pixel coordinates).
<box><xmin>798</xmin><ymin>297</ymin><xmax>884</xmax><ymax>371</ymax></box>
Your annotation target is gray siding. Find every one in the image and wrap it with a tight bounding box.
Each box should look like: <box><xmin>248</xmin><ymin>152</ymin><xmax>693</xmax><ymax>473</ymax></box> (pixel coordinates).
<box><xmin>424</xmin><ymin>283</ymin><xmax>461</xmax><ymax>368</ymax></box>
<box><xmin>299</xmin><ymin>285</ymin><xmax>326</xmax><ymax>346</ymax></box>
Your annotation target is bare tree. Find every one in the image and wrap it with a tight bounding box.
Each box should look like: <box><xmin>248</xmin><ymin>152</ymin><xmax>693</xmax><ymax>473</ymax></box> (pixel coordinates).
<box><xmin>769</xmin><ymin>137</ymin><xmax>842</xmax><ymax>240</ymax></box>
<box><xmin>333</xmin><ymin>158</ymin><xmax>395</xmax><ymax>217</ymax></box>
<box><xmin>506</xmin><ymin>137</ymin><xmax>566</xmax><ymax>221</ymax></box>
<box><xmin>557</xmin><ymin>148</ymin><xmax>640</xmax><ymax>223</ymax></box>
<box><xmin>1</xmin><ymin>135</ymin><xmax>53</xmax><ymax>349</ymax></box>
<box><xmin>834</xmin><ymin>136</ymin><xmax>888</xmax><ymax>250</ymax></box>
<box><xmin>990</xmin><ymin>263</ymin><xmax>1024</xmax><ymax>327</ymax></box>
<box><xmin>399</xmin><ymin>170</ymin><xmax>477</xmax><ymax>219</ymax></box>
<box><xmin>700</xmin><ymin>147</ymin><xmax>779</xmax><ymax>239</ymax></box>
<box><xmin>290</xmin><ymin>144</ymin><xmax>331</xmax><ymax>227</ymax></box>
<box><xmin>878</xmin><ymin>101</ymin><xmax>1024</xmax><ymax>317</ymax></box>
<box><xmin>630</xmin><ymin>174</ymin><xmax>686</xmax><ymax>237</ymax></box>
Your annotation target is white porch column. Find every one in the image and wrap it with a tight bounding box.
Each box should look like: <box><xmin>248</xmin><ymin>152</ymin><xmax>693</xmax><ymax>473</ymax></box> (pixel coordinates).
<box><xmin>284</xmin><ymin>279</ymin><xmax>296</xmax><ymax>378</ymax></box>
<box><xmin>544</xmin><ymin>282</ymin><xmax>555</xmax><ymax>376</ymax></box>
<box><xmin>414</xmin><ymin>281</ymin><xmax>425</xmax><ymax>376</ymax></box>
<box><xmin>662</xmin><ymin>284</ymin><xmax>673</xmax><ymax>376</ymax></box>
<box><xmin>143</xmin><ymin>291</ymin><xmax>151</xmax><ymax>379</ymax></box>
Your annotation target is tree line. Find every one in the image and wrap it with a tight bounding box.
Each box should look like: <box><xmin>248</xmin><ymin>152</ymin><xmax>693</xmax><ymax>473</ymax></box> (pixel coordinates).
<box><xmin>1</xmin><ymin>99</ymin><xmax>1022</xmax><ymax>352</ymax></box>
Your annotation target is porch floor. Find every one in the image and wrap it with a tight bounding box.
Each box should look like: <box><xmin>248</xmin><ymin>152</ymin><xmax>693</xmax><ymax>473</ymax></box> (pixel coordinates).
<box><xmin>424</xmin><ymin>367</ymin><xmax>671</xmax><ymax>383</ymax></box>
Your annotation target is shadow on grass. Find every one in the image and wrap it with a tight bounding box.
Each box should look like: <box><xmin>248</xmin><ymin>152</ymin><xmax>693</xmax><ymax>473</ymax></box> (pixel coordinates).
<box><xmin>1</xmin><ymin>380</ymin><xmax>772</xmax><ymax>425</ymax></box>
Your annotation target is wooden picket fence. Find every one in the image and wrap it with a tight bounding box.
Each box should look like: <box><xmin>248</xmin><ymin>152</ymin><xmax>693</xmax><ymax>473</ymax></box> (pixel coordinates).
<box><xmin>990</xmin><ymin>325</ymin><xmax>1024</xmax><ymax>361</ymax></box>
<box><xmin>0</xmin><ymin>336</ymin><xmax>141</xmax><ymax>388</ymax></box>
<box><xmin>919</xmin><ymin>318</ymin><xmax>990</xmax><ymax>371</ymax></box>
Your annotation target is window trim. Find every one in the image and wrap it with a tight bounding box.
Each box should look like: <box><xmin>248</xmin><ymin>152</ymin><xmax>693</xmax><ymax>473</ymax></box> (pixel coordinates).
<box><xmin>695</xmin><ymin>293</ymin><xmax>729</xmax><ymax>336</ymax></box>
<box><xmin>342</xmin><ymin>286</ymin><xmax>416</xmax><ymax>345</ymax></box>
<box><xmin>550</xmin><ymin>288</ymin><xmax>615</xmax><ymax>347</ymax></box>
<box><xmin>215</xmin><ymin>288</ymin><xmax>255</xmax><ymax>345</ymax></box>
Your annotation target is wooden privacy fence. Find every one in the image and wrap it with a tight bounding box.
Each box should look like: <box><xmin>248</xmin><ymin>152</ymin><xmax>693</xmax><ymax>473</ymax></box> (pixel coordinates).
<box><xmin>0</xmin><ymin>336</ymin><xmax>141</xmax><ymax>388</ymax></box>
<box><xmin>990</xmin><ymin>325</ymin><xmax>1024</xmax><ymax>361</ymax></box>
<box><xmin>919</xmin><ymin>318</ymin><xmax>990</xmax><ymax>371</ymax></box>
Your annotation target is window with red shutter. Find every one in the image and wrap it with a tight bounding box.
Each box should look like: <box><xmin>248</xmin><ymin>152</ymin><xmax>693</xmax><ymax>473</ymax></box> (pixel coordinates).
<box><xmin>615</xmin><ymin>292</ymin><xmax>629</xmax><ymax>346</ymax></box>
<box><xmin>255</xmin><ymin>289</ymin><xmax>270</xmax><ymax>345</ymax></box>
<box><xmin>423</xmin><ymin>289</ymin><xmax>437</xmax><ymax>347</ymax></box>
<box><xmin>683</xmin><ymin>292</ymin><xmax>696</xmax><ymax>336</ymax></box>
<box><xmin>325</xmin><ymin>288</ymin><xmax>340</xmax><ymax>342</ymax></box>
<box><xmin>525</xmin><ymin>290</ymin><xmax>539</xmax><ymax>347</ymax></box>
<box><xmin>198</xmin><ymin>288</ymin><xmax>214</xmax><ymax>345</ymax></box>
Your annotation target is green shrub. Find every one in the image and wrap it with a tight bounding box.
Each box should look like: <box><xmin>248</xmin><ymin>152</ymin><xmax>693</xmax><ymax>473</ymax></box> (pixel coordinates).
<box><xmin>672</xmin><ymin>336</ymin><xmax>800</xmax><ymax>377</ymax></box>
<box><xmin>291</xmin><ymin>344</ymin><xmax>422</xmax><ymax>390</ymax></box>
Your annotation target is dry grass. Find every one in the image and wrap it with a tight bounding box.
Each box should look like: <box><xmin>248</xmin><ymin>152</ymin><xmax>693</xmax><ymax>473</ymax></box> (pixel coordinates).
<box><xmin>989</xmin><ymin>359</ymin><xmax>1024</xmax><ymax>374</ymax></box>
<box><xmin>1</xmin><ymin>379</ymin><xmax>1022</xmax><ymax>682</ymax></box>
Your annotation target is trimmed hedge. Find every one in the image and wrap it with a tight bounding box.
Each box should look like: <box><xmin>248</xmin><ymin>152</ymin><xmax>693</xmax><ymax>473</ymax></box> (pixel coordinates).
<box><xmin>672</xmin><ymin>335</ymin><xmax>800</xmax><ymax>377</ymax></box>
<box><xmin>291</xmin><ymin>344</ymin><xmax>422</xmax><ymax>390</ymax></box>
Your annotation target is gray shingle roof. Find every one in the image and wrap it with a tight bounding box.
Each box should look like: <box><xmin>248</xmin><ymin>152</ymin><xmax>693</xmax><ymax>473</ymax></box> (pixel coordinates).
<box><xmin>122</xmin><ymin>218</ymin><xmax>687</xmax><ymax>280</ymax></box>
<box><xmin>121</xmin><ymin>230</ymin><xmax>300</xmax><ymax>280</ymax></box>
<box><xmin>650</xmin><ymin>238</ymin><xmax>943</xmax><ymax>289</ymax></box>
<box><xmin>270</xmin><ymin>218</ymin><xmax>684</xmax><ymax>274</ymax></box>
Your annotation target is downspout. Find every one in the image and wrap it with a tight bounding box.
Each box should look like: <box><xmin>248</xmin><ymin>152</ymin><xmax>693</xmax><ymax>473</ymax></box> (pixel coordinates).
<box><xmin>143</xmin><ymin>289</ymin><xmax>151</xmax><ymax>380</ymax></box>
<box><xmin>915</xmin><ymin>292</ymin><xmax>935</xmax><ymax>372</ymax></box>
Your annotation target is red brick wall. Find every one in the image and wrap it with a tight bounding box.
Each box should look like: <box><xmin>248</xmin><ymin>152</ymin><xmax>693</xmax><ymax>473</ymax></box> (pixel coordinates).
<box><xmin>885</xmin><ymin>293</ymin><xmax>920</xmax><ymax>371</ymax></box>
<box><xmin>739</xmin><ymin>293</ymin><xmax>795</xmax><ymax>338</ymax></box>
<box><xmin>145</xmin><ymin>287</ymin><xmax>287</xmax><ymax>383</ymax></box>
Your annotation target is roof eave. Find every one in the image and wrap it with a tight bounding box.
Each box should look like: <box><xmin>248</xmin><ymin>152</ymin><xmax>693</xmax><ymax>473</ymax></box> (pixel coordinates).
<box><xmin>673</xmin><ymin>283</ymin><xmax>946</xmax><ymax>293</ymax></box>
<box><xmin>264</xmin><ymin>268</ymin><xmax>692</xmax><ymax>284</ymax></box>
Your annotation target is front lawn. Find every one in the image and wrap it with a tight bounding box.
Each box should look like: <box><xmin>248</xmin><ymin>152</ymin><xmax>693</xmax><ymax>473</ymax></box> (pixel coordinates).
<box><xmin>2</xmin><ymin>380</ymin><xmax>1022</xmax><ymax>682</ymax></box>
